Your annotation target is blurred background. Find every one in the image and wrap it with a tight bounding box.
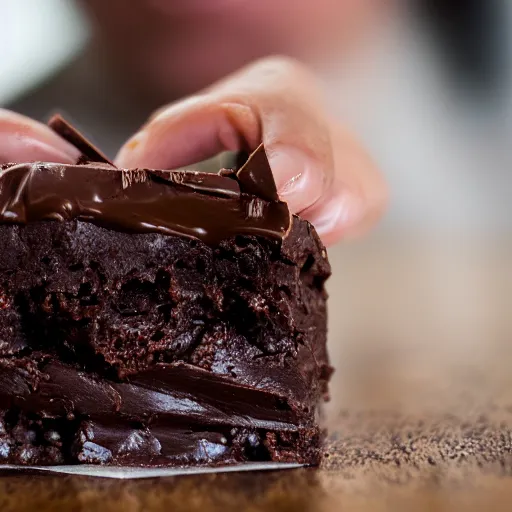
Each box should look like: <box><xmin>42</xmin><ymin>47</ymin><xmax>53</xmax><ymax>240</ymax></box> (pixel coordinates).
<box><xmin>0</xmin><ymin>0</ymin><xmax>511</xmax><ymax>417</ymax></box>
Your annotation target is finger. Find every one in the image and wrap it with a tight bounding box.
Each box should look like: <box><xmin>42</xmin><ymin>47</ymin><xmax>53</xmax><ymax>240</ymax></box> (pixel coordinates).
<box><xmin>0</xmin><ymin>109</ymin><xmax>80</xmax><ymax>164</ymax></box>
<box><xmin>116</xmin><ymin>57</ymin><xmax>334</xmax><ymax>214</ymax></box>
<box><xmin>302</xmin><ymin>124</ymin><xmax>388</xmax><ymax>245</ymax></box>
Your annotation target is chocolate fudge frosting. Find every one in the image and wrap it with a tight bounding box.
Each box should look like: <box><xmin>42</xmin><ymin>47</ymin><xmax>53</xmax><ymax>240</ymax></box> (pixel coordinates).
<box><xmin>0</xmin><ymin>116</ymin><xmax>290</xmax><ymax>245</ymax></box>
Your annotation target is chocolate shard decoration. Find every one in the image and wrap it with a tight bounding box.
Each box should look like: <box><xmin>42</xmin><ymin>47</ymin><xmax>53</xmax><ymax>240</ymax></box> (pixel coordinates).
<box><xmin>236</xmin><ymin>143</ymin><xmax>279</xmax><ymax>202</ymax></box>
<box><xmin>48</xmin><ymin>114</ymin><xmax>115</xmax><ymax>167</ymax></box>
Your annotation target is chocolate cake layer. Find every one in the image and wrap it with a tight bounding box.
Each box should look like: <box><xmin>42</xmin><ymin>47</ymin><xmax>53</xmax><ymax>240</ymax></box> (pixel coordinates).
<box><xmin>0</xmin><ymin>118</ymin><xmax>331</xmax><ymax>467</ymax></box>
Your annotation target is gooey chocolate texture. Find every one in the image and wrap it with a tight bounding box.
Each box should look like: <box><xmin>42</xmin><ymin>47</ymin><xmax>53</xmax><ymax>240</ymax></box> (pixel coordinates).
<box><xmin>0</xmin><ymin>162</ymin><xmax>290</xmax><ymax>245</ymax></box>
<box><xmin>0</xmin><ymin>117</ymin><xmax>331</xmax><ymax>467</ymax></box>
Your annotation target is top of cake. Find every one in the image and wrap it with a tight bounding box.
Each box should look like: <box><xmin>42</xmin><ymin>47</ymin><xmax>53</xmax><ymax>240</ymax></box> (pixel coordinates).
<box><xmin>0</xmin><ymin>116</ymin><xmax>291</xmax><ymax>245</ymax></box>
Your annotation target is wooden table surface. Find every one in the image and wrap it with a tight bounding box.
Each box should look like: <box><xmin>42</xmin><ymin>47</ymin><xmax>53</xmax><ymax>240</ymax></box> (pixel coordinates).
<box><xmin>1</xmin><ymin>234</ymin><xmax>511</xmax><ymax>512</ymax></box>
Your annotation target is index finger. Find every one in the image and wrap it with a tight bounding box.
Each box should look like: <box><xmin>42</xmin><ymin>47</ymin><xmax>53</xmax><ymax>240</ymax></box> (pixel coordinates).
<box><xmin>0</xmin><ymin>109</ymin><xmax>80</xmax><ymax>164</ymax></box>
<box><xmin>116</xmin><ymin>57</ymin><xmax>334</xmax><ymax>214</ymax></box>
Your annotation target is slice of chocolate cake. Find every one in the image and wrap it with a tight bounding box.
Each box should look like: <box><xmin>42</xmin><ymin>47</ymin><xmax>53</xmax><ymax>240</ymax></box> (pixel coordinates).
<box><xmin>0</xmin><ymin>117</ymin><xmax>331</xmax><ymax>467</ymax></box>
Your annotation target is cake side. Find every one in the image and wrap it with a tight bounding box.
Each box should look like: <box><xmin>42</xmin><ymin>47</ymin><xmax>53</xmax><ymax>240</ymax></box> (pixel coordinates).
<box><xmin>0</xmin><ymin>216</ymin><xmax>331</xmax><ymax>466</ymax></box>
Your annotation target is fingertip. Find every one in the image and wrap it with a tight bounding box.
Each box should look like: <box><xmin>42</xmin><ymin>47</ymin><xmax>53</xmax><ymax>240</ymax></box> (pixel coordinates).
<box><xmin>115</xmin><ymin>98</ymin><xmax>231</xmax><ymax>169</ymax></box>
<box><xmin>115</xmin><ymin>132</ymin><xmax>147</xmax><ymax>168</ymax></box>
<box><xmin>0</xmin><ymin>110</ymin><xmax>81</xmax><ymax>164</ymax></box>
<box><xmin>0</xmin><ymin>133</ymin><xmax>80</xmax><ymax>165</ymax></box>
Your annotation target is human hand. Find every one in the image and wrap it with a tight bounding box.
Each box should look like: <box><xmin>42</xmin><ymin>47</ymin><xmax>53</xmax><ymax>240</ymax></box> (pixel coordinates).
<box><xmin>116</xmin><ymin>57</ymin><xmax>388</xmax><ymax>246</ymax></box>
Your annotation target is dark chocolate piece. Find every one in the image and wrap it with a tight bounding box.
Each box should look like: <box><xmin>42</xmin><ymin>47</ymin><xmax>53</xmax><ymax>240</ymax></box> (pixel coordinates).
<box><xmin>236</xmin><ymin>144</ymin><xmax>280</xmax><ymax>202</ymax></box>
<box><xmin>48</xmin><ymin>114</ymin><xmax>115</xmax><ymax>166</ymax></box>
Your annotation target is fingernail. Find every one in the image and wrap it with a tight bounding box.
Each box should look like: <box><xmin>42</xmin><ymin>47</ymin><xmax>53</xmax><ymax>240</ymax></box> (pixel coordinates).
<box><xmin>314</xmin><ymin>192</ymin><xmax>365</xmax><ymax>236</ymax></box>
<box><xmin>269</xmin><ymin>147</ymin><xmax>323</xmax><ymax>212</ymax></box>
<box><xmin>115</xmin><ymin>132</ymin><xmax>147</xmax><ymax>168</ymax></box>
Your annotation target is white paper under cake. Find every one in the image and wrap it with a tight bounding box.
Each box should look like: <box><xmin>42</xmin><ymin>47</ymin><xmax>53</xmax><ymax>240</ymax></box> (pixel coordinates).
<box><xmin>0</xmin><ymin>462</ymin><xmax>303</xmax><ymax>479</ymax></box>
